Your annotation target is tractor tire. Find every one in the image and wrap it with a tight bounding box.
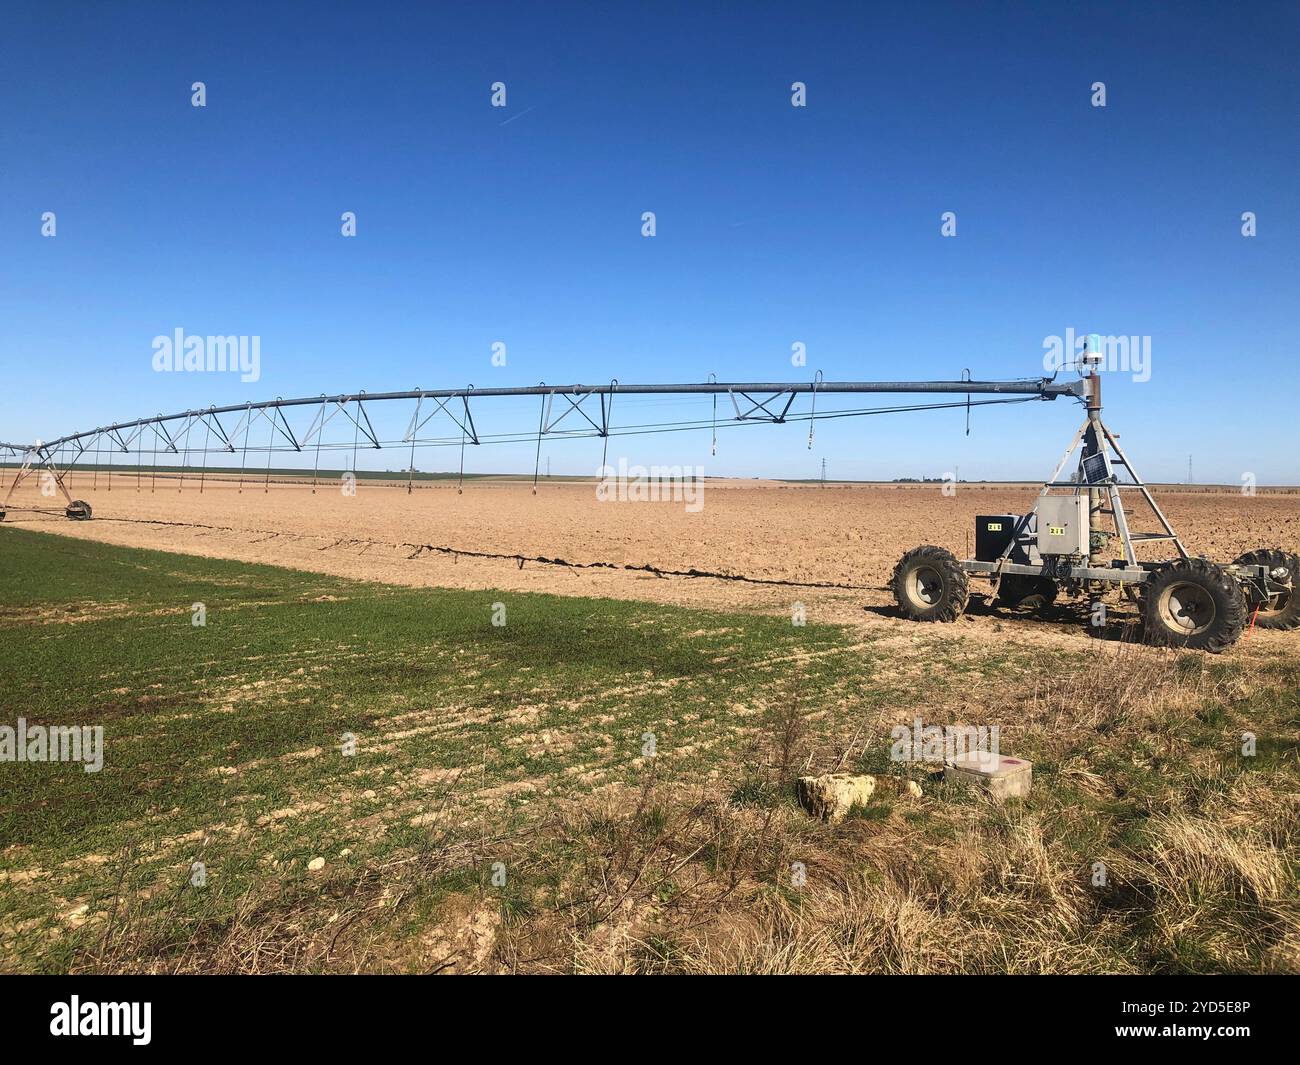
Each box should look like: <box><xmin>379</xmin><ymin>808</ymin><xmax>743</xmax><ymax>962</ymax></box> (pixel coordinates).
<box><xmin>1232</xmin><ymin>549</ymin><xmax>1300</xmax><ymax>630</ymax></box>
<box><xmin>892</xmin><ymin>545</ymin><xmax>969</xmax><ymax>623</ymax></box>
<box><xmin>65</xmin><ymin>500</ymin><xmax>93</xmax><ymax>521</ymax></box>
<box><xmin>994</xmin><ymin>574</ymin><xmax>1058</xmax><ymax>610</ymax></box>
<box><xmin>1142</xmin><ymin>558</ymin><xmax>1247</xmax><ymax>653</ymax></box>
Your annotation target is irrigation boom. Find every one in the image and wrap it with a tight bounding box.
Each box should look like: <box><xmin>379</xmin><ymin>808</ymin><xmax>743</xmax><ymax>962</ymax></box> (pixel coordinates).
<box><xmin>17</xmin><ymin>375</ymin><xmax>1082</xmax><ymax>454</ymax></box>
<box><xmin>1</xmin><ymin>374</ymin><xmax>1081</xmax><ymax>495</ymax></box>
<box><xmin>0</xmin><ymin>361</ymin><xmax>1293</xmax><ymax>653</ymax></box>
<box><xmin>0</xmin><ymin>372</ymin><xmax>1081</xmax><ymax>527</ymax></box>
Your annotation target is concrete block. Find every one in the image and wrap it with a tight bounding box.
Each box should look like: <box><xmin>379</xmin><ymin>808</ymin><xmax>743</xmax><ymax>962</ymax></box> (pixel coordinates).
<box><xmin>944</xmin><ymin>752</ymin><xmax>1032</xmax><ymax>800</ymax></box>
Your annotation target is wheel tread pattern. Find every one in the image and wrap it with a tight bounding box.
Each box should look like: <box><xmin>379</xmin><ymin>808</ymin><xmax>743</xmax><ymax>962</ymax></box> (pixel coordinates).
<box><xmin>1232</xmin><ymin>548</ymin><xmax>1300</xmax><ymax>630</ymax></box>
<box><xmin>891</xmin><ymin>545</ymin><xmax>970</xmax><ymax>623</ymax></box>
<box><xmin>1143</xmin><ymin>558</ymin><xmax>1247</xmax><ymax>653</ymax></box>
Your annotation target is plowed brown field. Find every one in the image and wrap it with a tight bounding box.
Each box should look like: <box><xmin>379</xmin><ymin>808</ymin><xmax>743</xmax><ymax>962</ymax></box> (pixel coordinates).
<box><xmin>5</xmin><ymin>476</ymin><xmax>1298</xmax><ymax>651</ymax></box>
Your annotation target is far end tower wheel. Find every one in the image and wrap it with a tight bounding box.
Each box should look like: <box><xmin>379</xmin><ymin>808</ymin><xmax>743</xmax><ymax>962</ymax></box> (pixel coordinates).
<box><xmin>1233</xmin><ymin>549</ymin><xmax>1300</xmax><ymax>630</ymax></box>
<box><xmin>892</xmin><ymin>545</ymin><xmax>969</xmax><ymax>622</ymax></box>
<box><xmin>1142</xmin><ymin>558</ymin><xmax>1247</xmax><ymax>653</ymax></box>
<box><xmin>65</xmin><ymin>500</ymin><xmax>93</xmax><ymax>521</ymax></box>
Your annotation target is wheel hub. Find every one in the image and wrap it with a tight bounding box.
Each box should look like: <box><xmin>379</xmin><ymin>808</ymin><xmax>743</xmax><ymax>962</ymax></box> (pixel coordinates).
<box><xmin>1257</xmin><ymin>578</ymin><xmax>1293</xmax><ymax>617</ymax></box>
<box><xmin>911</xmin><ymin>565</ymin><xmax>943</xmax><ymax>607</ymax></box>
<box><xmin>1159</xmin><ymin>580</ymin><xmax>1216</xmax><ymax>635</ymax></box>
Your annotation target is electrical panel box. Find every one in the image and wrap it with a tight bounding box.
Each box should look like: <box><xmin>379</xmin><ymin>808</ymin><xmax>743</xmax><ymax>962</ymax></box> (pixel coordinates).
<box><xmin>1036</xmin><ymin>495</ymin><xmax>1090</xmax><ymax>556</ymax></box>
<box><xmin>976</xmin><ymin>515</ymin><xmax>1017</xmax><ymax>561</ymax></box>
<box><xmin>975</xmin><ymin>515</ymin><xmax>1039</xmax><ymax>564</ymax></box>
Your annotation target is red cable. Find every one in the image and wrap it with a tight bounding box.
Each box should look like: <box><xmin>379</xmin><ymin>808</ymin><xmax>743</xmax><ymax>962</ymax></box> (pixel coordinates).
<box><xmin>1246</xmin><ymin>602</ymin><xmax>1261</xmax><ymax>639</ymax></box>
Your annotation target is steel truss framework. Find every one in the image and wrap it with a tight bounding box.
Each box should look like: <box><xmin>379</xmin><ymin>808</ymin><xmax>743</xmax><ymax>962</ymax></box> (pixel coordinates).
<box><xmin>1</xmin><ymin>375</ymin><xmax>1083</xmax><ymax>514</ymax></box>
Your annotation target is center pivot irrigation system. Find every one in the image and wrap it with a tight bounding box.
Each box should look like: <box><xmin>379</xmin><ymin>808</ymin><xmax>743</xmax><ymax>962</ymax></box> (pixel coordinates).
<box><xmin>2</xmin><ymin>343</ymin><xmax>1295</xmax><ymax>652</ymax></box>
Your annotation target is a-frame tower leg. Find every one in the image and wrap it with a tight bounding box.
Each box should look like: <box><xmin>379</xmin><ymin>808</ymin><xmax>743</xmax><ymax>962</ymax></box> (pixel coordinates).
<box><xmin>0</xmin><ymin>446</ymin><xmax>91</xmax><ymax>520</ymax></box>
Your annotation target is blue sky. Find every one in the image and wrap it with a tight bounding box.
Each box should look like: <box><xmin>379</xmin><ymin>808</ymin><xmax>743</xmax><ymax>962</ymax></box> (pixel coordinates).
<box><xmin>2</xmin><ymin>0</ymin><xmax>1297</xmax><ymax>482</ymax></box>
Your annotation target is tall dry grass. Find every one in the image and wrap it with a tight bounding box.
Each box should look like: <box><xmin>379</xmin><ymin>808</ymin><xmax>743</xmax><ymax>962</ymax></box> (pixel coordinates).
<box><xmin>82</xmin><ymin>646</ymin><xmax>1297</xmax><ymax>974</ymax></box>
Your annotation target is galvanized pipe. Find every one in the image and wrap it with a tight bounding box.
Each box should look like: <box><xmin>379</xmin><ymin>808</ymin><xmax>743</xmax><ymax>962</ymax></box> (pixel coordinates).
<box><xmin>29</xmin><ymin>377</ymin><xmax>1084</xmax><ymax>452</ymax></box>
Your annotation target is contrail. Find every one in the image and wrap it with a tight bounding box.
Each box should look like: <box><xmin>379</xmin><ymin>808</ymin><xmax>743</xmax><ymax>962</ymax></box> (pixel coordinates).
<box><xmin>499</xmin><ymin>104</ymin><xmax>539</xmax><ymax>126</ymax></box>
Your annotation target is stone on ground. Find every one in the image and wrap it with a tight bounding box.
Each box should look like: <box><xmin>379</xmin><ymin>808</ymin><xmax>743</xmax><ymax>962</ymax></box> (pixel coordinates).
<box><xmin>796</xmin><ymin>773</ymin><xmax>876</xmax><ymax>823</ymax></box>
<box><xmin>877</xmin><ymin>776</ymin><xmax>924</xmax><ymax>799</ymax></box>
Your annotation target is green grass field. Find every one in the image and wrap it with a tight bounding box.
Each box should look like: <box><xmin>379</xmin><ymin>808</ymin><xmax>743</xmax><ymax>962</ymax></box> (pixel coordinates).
<box><xmin>1</xmin><ymin>527</ymin><xmax>1296</xmax><ymax>973</ymax></box>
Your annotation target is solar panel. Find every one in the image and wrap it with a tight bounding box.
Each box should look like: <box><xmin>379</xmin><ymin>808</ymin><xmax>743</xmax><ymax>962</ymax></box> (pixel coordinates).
<box><xmin>1082</xmin><ymin>452</ymin><xmax>1110</xmax><ymax>484</ymax></box>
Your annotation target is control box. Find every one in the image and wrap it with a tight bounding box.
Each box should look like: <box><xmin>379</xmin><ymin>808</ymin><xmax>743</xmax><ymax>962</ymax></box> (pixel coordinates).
<box><xmin>975</xmin><ymin>514</ymin><xmax>1038</xmax><ymax>564</ymax></box>
<box><xmin>976</xmin><ymin>514</ymin><xmax>1017</xmax><ymax>561</ymax></box>
<box><xmin>1036</xmin><ymin>495</ymin><xmax>1090</xmax><ymax>556</ymax></box>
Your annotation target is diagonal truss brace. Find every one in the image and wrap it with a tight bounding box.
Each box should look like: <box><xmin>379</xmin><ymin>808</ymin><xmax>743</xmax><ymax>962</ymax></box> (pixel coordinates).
<box><xmin>543</xmin><ymin>388</ymin><xmax>609</xmax><ymax>436</ymax></box>
<box><xmin>404</xmin><ymin>391</ymin><xmax>480</xmax><ymax>445</ymax></box>
<box><xmin>331</xmin><ymin>396</ymin><xmax>382</xmax><ymax>449</ymax></box>
<box><xmin>2</xmin><ymin>445</ymin><xmax>77</xmax><ymax>510</ymax></box>
<box><xmin>728</xmin><ymin>388</ymin><xmax>799</xmax><ymax>423</ymax></box>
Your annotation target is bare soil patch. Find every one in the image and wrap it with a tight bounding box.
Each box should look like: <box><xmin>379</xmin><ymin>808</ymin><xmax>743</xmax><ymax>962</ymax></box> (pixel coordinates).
<box><xmin>6</xmin><ymin>479</ymin><xmax>1297</xmax><ymax>654</ymax></box>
